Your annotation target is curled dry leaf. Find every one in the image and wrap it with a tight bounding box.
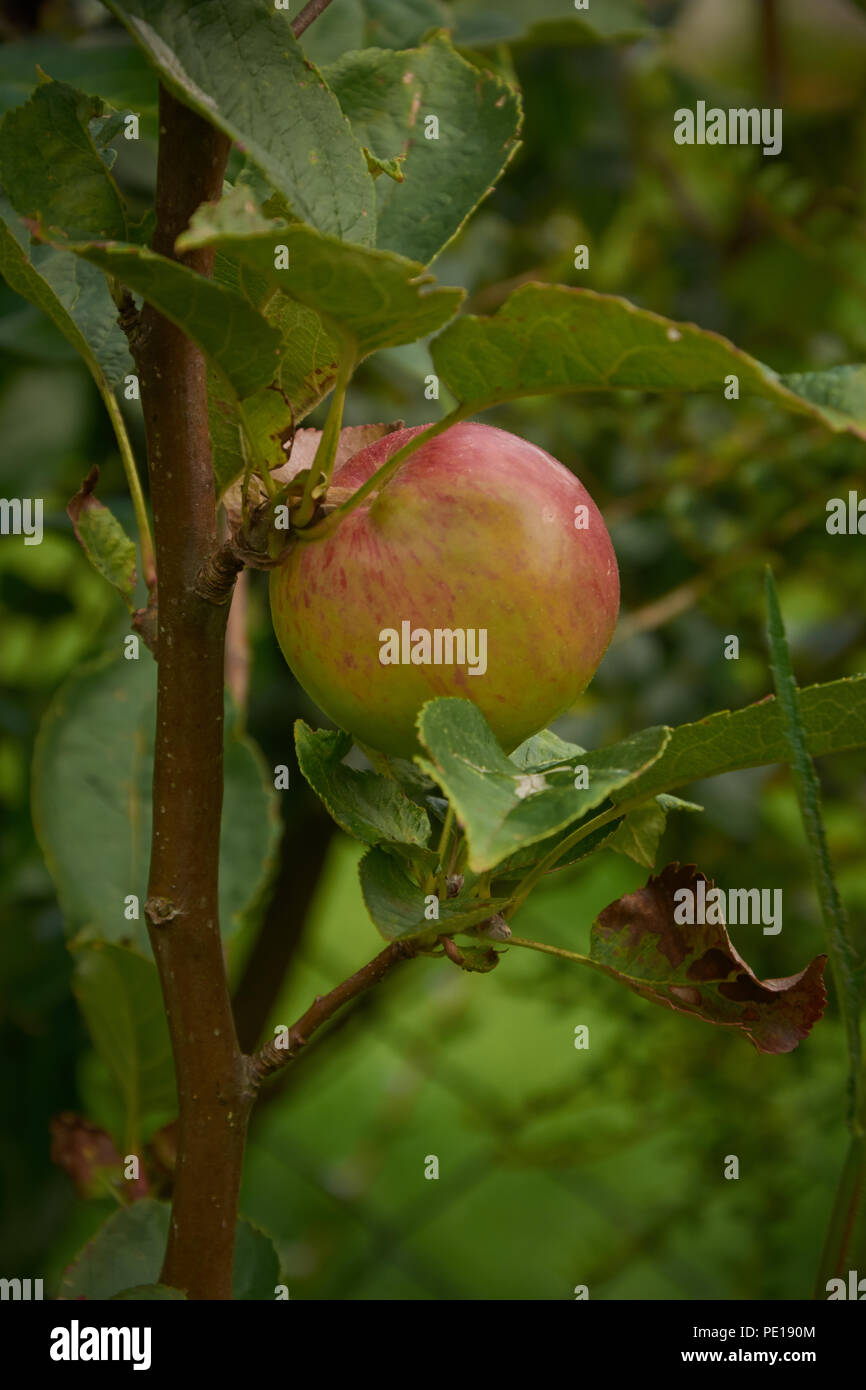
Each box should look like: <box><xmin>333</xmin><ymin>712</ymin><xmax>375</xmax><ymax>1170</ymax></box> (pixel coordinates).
<box><xmin>50</xmin><ymin>1112</ymin><xmax>149</xmax><ymax>1200</ymax></box>
<box><xmin>443</xmin><ymin>937</ymin><xmax>501</xmax><ymax>973</ymax></box>
<box><xmin>221</xmin><ymin>421</ymin><xmax>404</xmax><ymax>530</ymax></box>
<box><xmin>591</xmin><ymin>863</ymin><xmax>826</xmax><ymax>1054</ymax></box>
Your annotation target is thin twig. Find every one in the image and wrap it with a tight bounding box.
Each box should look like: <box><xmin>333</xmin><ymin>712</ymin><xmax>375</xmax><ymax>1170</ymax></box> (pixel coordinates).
<box><xmin>293</xmin><ymin>351</ymin><xmax>353</xmax><ymax>527</ymax></box>
<box><xmin>249</xmin><ymin>940</ymin><xmax>419</xmax><ymax>1084</ymax></box>
<box><xmin>98</xmin><ymin>382</ymin><xmax>156</xmax><ymax>591</ymax></box>
<box><xmin>297</xmin><ymin>407</ymin><xmax>469</xmax><ymax>542</ymax></box>
<box><xmin>291</xmin><ymin>0</ymin><xmax>336</xmax><ymax>40</ymax></box>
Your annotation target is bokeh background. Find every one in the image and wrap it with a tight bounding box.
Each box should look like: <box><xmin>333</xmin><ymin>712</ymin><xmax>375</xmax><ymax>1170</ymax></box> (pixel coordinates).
<box><xmin>1</xmin><ymin>0</ymin><xmax>865</xmax><ymax>1298</ymax></box>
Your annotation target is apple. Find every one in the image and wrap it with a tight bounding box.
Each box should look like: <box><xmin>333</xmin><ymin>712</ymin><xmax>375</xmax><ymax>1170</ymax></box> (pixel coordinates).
<box><xmin>270</xmin><ymin>421</ymin><xmax>620</xmax><ymax>760</ymax></box>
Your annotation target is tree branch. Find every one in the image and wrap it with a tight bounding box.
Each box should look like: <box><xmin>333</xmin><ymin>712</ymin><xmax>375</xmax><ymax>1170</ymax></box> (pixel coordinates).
<box><xmin>252</xmin><ymin>987</ymin><xmax>387</xmax><ymax>1117</ymax></box>
<box><xmin>132</xmin><ymin>85</ymin><xmax>250</xmax><ymax>1301</ymax></box>
<box><xmin>291</xmin><ymin>0</ymin><xmax>336</xmax><ymax>40</ymax></box>
<box><xmin>249</xmin><ymin>940</ymin><xmax>419</xmax><ymax>1085</ymax></box>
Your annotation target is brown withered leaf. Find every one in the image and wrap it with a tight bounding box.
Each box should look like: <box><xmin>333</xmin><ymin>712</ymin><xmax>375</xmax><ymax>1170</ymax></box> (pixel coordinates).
<box><xmin>590</xmin><ymin>863</ymin><xmax>826</xmax><ymax>1054</ymax></box>
<box><xmin>50</xmin><ymin>1113</ymin><xmax>149</xmax><ymax>1199</ymax></box>
<box><xmin>221</xmin><ymin>421</ymin><xmax>403</xmax><ymax>530</ymax></box>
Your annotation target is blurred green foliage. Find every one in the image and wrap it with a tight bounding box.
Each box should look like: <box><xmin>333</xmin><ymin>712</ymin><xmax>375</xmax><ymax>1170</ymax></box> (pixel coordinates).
<box><xmin>1</xmin><ymin>0</ymin><xmax>865</xmax><ymax>1298</ymax></box>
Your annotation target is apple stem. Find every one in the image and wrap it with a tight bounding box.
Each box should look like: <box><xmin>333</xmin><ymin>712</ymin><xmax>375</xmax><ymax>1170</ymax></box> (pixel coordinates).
<box><xmin>237</xmin><ymin>397</ymin><xmax>278</xmax><ymax>507</ymax></box>
<box><xmin>296</xmin><ymin>403</ymin><xmax>471</xmax><ymax>542</ymax></box>
<box><xmin>507</xmin><ymin>935</ymin><xmax>595</xmax><ymax>967</ymax></box>
<box><xmin>293</xmin><ymin>350</ymin><xmax>354</xmax><ymax>528</ymax></box>
<box><xmin>507</xmin><ymin>935</ymin><xmax>617</xmax><ymax>987</ymax></box>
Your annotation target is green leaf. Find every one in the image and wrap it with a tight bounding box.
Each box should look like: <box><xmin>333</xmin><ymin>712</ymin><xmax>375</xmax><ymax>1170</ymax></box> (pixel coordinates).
<box><xmin>779</xmin><ymin>366</ymin><xmax>866</xmax><ymax>426</ymax></box>
<box><xmin>588</xmin><ymin>864</ymin><xmax>827</xmax><ymax>1055</ymax></box>
<box><xmin>764</xmin><ymin>571</ymin><xmax>863</xmax><ymax>1103</ymax></box>
<box><xmin>359</xmin><ymin>844</ymin><xmax>509</xmax><ymax>943</ymax></box>
<box><xmin>300</xmin><ymin>0</ymin><xmax>452</xmax><ymax>66</ymax></box>
<box><xmin>0</xmin><ymin>79</ymin><xmax>128</xmax><ymax>241</ymax></box>
<box><xmin>0</xmin><ymin>34</ymin><xmax>158</xmax><ymax>124</ymax></box>
<box><xmin>0</xmin><ymin>79</ymin><xmax>142</xmax><ymax>390</ymax></box>
<box><xmin>416</xmin><ymin>696</ymin><xmax>670</xmax><ymax>873</ymax></box>
<box><xmin>363</xmin><ymin>0</ymin><xmax>451</xmax><ymax>45</ymax></box>
<box><xmin>71</xmin><ymin>942</ymin><xmax>175</xmax><ymax>1151</ymax></box>
<box><xmin>620</xmin><ymin>674</ymin><xmax>866</xmax><ymax>806</ymax></box>
<box><xmin>223</xmin><ymin>716</ymin><xmax>282</xmax><ymax>941</ymax></box>
<box><xmin>60</xmin><ymin>1199</ymin><xmax>171</xmax><ymax>1300</ymax></box>
<box><xmin>231</xmin><ymin>1219</ymin><xmax>282</xmax><ymax>1300</ymax></box>
<box><xmin>51</xmin><ymin>238</ymin><xmax>282</xmax><ymax>399</ymax></box>
<box><xmin>32</xmin><ymin>654</ymin><xmax>279</xmax><ymax>950</ymax></box>
<box><xmin>208</xmin><ymin>373</ymin><xmax>258</xmax><ymax>501</ymax></box>
<box><xmin>67</xmin><ymin>470</ymin><xmax>137</xmax><ymax>610</ymax></box>
<box><xmin>105</xmin><ymin>0</ymin><xmax>376</xmax><ymax>244</ymax></box>
<box><xmin>431</xmin><ymin>284</ymin><xmax>866</xmax><ymax>438</ymax></box>
<box><xmin>606</xmin><ymin>794</ymin><xmax>703</xmax><ymax>870</ymax></box>
<box><xmin>295</xmin><ymin>720</ymin><xmax>431</xmax><ymax>849</ymax></box>
<box><xmin>111</xmin><ymin>1284</ymin><xmax>187</xmax><ymax>1300</ymax></box>
<box><xmin>493</xmin><ymin>678</ymin><xmax>865</xmax><ymax>884</ymax></box>
<box><xmin>324</xmin><ymin>32</ymin><xmax>522</xmax><ymax>264</ymax></box>
<box><xmin>60</xmin><ymin>1199</ymin><xmax>280</xmax><ymax>1299</ymax></box>
<box><xmin>207</xmin><ymin>244</ymin><xmax>344</xmax><ymax>495</ymax></box>
<box><xmin>493</xmin><ymin>818</ymin><xmax>623</xmax><ymax>882</ymax></box>
<box><xmin>303</xmin><ymin>0</ymin><xmax>453</xmax><ymax>65</ymax></box>
<box><xmin>605</xmin><ymin>800</ymin><xmax>667</xmax><ymax>869</ymax></box>
<box><xmin>176</xmin><ymin>188</ymin><xmax>464</xmax><ymax>363</ymax></box>
<box><xmin>509</xmin><ymin>728</ymin><xmax>586</xmax><ymax>770</ymax></box>
<box><xmin>453</xmin><ymin>0</ymin><xmax>652</xmax><ymax>47</ymax></box>
<box><xmin>493</xmin><ymin>795</ymin><xmax>699</xmax><ymax>882</ymax></box>
<box><xmin>0</xmin><ymin>201</ymin><xmax>133</xmax><ymax>391</ymax></box>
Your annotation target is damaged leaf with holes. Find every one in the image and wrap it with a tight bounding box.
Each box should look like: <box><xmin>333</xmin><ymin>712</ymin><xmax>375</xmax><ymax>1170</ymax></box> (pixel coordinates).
<box><xmin>589</xmin><ymin>864</ymin><xmax>827</xmax><ymax>1055</ymax></box>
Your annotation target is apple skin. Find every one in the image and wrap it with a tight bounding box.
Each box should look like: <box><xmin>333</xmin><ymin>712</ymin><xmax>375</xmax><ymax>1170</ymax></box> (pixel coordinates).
<box><xmin>270</xmin><ymin>422</ymin><xmax>619</xmax><ymax>760</ymax></box>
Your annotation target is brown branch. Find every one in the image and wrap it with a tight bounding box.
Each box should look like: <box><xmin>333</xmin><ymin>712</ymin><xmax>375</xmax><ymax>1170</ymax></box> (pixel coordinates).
<box><xmin>132</xmin><ymin>595</ymin><xmax>158</xmax><ymax>656</ymax></box>
<box><xmin>195</xmin><ymin>509</ymin><xmax>291</xmax><ymax>605</ymax></box>
<box><xmin>249</xmin><ymin>939</ymin><xmax>419</xmax><ymax>1085</ymax></box>
<box><xmin>252</xmin><ymin>987</ymin><xmax>385</xmax><ymax>1116</ymax></box>
<box><xmin>194</xmin><ymin>539</ymin><xmax>245</xmax><ymax>605</ymax></box>
<box><xmin>291</xmin><ymin>0</ymin><xmax>336</xmax><ymax>39</ymax></box>
<box><xmin>133</xmin><ymin>86</ymin><xmax>250</xmax><ymax>1301</ymax></box>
